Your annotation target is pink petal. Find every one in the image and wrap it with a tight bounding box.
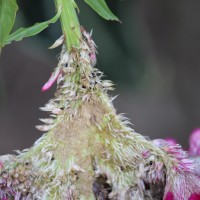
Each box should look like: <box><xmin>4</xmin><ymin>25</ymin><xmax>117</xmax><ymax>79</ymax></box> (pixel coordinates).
<box><xmin>164</xmin><ymin>173</ymin><xmax>200</xmax><ymax>200</ymax></box>
<box><xmin>42</xmin><ymin>68</ymin><xmax>61</xmax><ymax>92</ymax></box>
<box><xmin>154</xmin><ymin>139</ymin><xmax>193</xmax><ymax>172</ymax></box>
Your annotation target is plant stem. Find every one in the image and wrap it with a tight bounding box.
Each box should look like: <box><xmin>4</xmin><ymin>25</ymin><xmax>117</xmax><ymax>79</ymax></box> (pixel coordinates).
<box><xmin>55</xmin><ymin>0</ymin><xmax>81</xmax><ymax>50</ymax></box>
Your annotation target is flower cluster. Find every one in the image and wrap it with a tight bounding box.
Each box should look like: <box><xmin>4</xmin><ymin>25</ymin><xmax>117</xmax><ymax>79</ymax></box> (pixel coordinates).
<box><xmin>0</xmin><ymin>30</ymin><xmax>200</xmax><ymax>199</ymax></box>
<box><xmin>0</xmin><ymin>156</ymin><xmax>37</xmax><ymax>200</ymax></box>
<box><xmin>155</xmin><ymin>129</ymin><xmax>200</xmax><ymax>200</ymax></box>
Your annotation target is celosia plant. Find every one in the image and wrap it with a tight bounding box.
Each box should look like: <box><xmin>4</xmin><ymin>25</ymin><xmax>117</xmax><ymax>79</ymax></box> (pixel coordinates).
<box><xmin>0</xmin><ymin>0</ymin><xmax>200</xmax><ymax>199</ymax></box>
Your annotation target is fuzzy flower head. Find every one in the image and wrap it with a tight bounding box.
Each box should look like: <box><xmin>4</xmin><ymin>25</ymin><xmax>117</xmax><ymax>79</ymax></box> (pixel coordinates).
<box><xmin>42</xmin><ymin>29</ymin><xmax>97</xmax><ymax>92</ymax></box>
<box><xmin>189</xmin><ymin>128</ymin><xmax>200</xmax><ymax>156</ymax></box>
<box><xmin>153</xmin><ymin>139</ymin><xmax>193</xmax><ymax>172</ymax></box>
<box><xmin>164</xmin><ymin>173</ymin><xmax>200</xmax><ymax>200</ymax></box>
<box><xmin>153</xmin><ymin>139</ymin><xmax>200</xmax><ymax>200</ymax></box>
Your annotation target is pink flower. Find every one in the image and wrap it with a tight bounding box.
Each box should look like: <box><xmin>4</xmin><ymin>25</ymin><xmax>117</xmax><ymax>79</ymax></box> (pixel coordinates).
<box><xmin>42</xmin><ymin>68</ymin><xmax>62</xmax><ymax>92</ymax></box>
<box><xmin>154</xmin><ymin>139</ymin><xmax>200</xmax><ymax>199</ymax></box>
<box><xmin>189</xmin><ymin>129</ymin><xmax>200</xmax><ymax>156</ymax></box>
<box><xmin>164</xmin><ymin>173</ymin><xmax>200</xmax><ymax>200</ymax></box>
<box><xmin>153</xmin><ymin>139</ymin><xmax>193</xmax><ymax>172</ymax></box>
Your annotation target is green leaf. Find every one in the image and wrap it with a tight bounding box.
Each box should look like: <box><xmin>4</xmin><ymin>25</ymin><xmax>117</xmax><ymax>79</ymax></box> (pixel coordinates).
<box><xmin>4</xmin><ymin>7</ymin><xmax>62</xmax><ymax>45</ymax></box>
<box><xmin>0</xmin><ymin>0</ymin><xmax>18</xmax><ymax>47</ymax></box>
<box><xmin>83</xmin><ymin>0</ymin><xmax>119</xmax><ymax>21</ymax></box>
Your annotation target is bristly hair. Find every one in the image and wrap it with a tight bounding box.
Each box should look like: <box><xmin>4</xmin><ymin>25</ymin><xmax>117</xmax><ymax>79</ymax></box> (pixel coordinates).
<box><xmin>0</xmin><ymin>30</ymin><xmax>200</xmax><ymax>199</ymax></box>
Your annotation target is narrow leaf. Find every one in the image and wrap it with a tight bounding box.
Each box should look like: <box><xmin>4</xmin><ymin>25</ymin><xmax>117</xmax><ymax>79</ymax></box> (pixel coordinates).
<box><xmin>83</xmin><ymin>0</ymin><xmax>119</xmax><ymax>21</ymax></box>
<box><xmin>0</xmin><ymin>0</ymin><xmax>18</xmax><ymax>47</ymax></box>
<box><xmin>4</xmin><ymin>7</ymin><xmax>62</xmax><ymax>45</ymax></box>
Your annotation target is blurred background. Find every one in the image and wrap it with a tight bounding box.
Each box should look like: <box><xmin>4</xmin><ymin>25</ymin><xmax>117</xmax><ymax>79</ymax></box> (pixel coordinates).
<box><xmin>1</xmin><ymin>0</ymin><xmax>200</xmax><ymax>154</ymax></box>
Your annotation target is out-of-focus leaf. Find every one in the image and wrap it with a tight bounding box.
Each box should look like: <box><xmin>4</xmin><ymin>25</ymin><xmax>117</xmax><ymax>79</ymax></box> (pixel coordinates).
<box><xmin>83</xmin><ymin>0</ymin><xmax>119</xmax><ymax>21</ymax></box>
<box><xmin>4</xmin><ymin>7</ymin><xmax>62</xmax><ymax>45</ymax></box>
<box><xmin>0</xmin><ymin>0</ymin><xmax>18</xmax><ymax>47</ymax></box>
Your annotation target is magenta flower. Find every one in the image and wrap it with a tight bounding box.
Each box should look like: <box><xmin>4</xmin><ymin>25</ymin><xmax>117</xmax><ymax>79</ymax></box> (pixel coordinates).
<box><xmin>153</xmin><ymin>139</ymin><xmax>200</xmax><ymax>200</ymax></box>
<box><xmin>189</xmin><ymin>128</ymin><xmax>200</xmax><ymax>156</ymax></box>
<box><xmin>154</xmin><ymin>139</ymin><xmax>193</xmax><ymax>172</ymax></box>
<box><xmin>164</xmin><ymin>173</ymin><xmax>200</xmax><ymax>200</ymax></box>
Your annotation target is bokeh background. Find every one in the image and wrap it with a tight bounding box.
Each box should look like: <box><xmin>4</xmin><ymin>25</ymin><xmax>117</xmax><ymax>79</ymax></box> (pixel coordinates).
<box><xmin>1</xmin><ymin>0</ymin><xmax>200</xmax><ymax>154</ymax></box>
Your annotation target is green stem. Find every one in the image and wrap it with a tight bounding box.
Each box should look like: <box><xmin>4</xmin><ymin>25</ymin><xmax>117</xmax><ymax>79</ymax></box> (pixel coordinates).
<box><xmin>55</xmin><ymin>0</ymin><xmax>82</xmax><ymax>50</ymax></box>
